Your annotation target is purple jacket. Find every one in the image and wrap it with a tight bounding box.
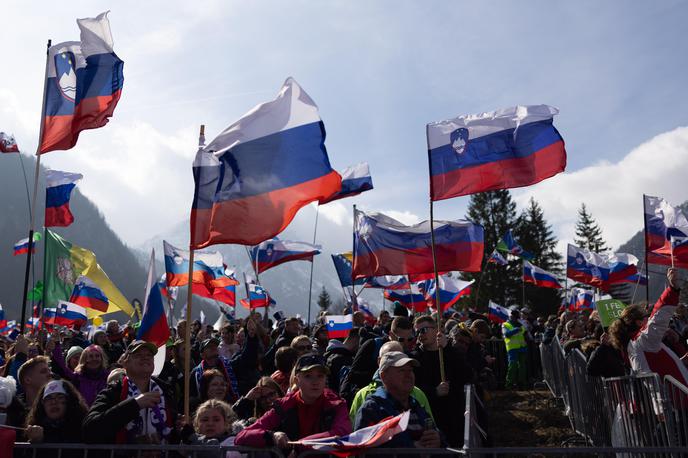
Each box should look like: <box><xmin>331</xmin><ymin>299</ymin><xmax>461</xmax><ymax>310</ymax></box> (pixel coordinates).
<box><xmin>53</xmin><ymin>343</ymin><xmax>109</xmax><ymax>405</ymax></box>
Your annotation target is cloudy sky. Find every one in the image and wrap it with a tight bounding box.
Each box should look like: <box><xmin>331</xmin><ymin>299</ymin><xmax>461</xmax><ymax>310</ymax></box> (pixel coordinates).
<box><xmin>2</xmin><ymin>0</ymin><xmax>688</xmax><ymax>257</ymax></box>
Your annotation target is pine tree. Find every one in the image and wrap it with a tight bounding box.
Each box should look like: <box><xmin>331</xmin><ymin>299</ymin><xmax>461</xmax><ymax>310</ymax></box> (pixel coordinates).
<box><xmin>514</xmin><ymin>198</ymin><xmax>563</xmax><ymax>316</ymax></box>
<box><xmin>317</xmin><ymin>286</ymin><xmax>332</xmax><ymax>312</ymax></box>
<box><xmin>465</xmin><ymin>190</ymin><xmax>521</xmax><ymax>309</ymax></box>
<box><xmin>574</xmin><ymin>203</ymin><xmax>607</xmax><ymax>253</ymax></box>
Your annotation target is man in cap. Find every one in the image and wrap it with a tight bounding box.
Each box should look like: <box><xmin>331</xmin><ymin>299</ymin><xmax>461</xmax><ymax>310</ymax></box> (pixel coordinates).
<box><xmin>83</xmin><ymin>340</ymin><xmax>179</xmax><ymax>445</ymax></box>
<box><xmin>503</xmin><ymin>307</ymin><xmax>528</xmax><ymax>389</ymax></box>
<box><xmin>354</xmin><ymin>351</ymin><xmax>443</xmax><ymax>449</ymax></box>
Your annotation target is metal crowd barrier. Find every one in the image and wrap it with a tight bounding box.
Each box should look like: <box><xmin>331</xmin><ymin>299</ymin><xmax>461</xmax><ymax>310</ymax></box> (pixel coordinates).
<box><xmin>663</xmin><ymin>375</ymin><xmax>688</xmax><ymax>448</ymax></box>
<box><xmin>484</xmin><ymin>339</ymin><xmax>542</xmax><ymax>388</ymax></box>
<box><xmin>603</xmin><ymin>373</ymin><xmax>674</xmax><ymax>451</ymax></box>
<box><xmin>13</xmin><ymin>443</ymin><xmax>284</xmax><ymax>458</ymax></box>
<box><xmin>463</xmin><ymin>384</ymin><xmax>487</xmax><ymax>453</ymax></box>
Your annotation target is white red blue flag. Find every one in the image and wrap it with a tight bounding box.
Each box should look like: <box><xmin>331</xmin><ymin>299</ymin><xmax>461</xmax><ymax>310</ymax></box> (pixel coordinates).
<box><xmin>240</xmin><ymin>283</ymin><xmax>275</xmax><ymax>309</ymax></box>
<box><xmin>39</xmin><ymin>12</ymin><xmax>124</xmax><ymax>153</ymax></box>
<box><xmin>55</xmin><ymin>301</ymin><xmax>87</xmax><ymax>327</ymax></box>
<box><xmin>352</xmin><ymin>209</ymin><xmax>484</xmax><ymax>278</ymax></box>
<box><xmin>644</xmin><ymin>195</ymin><xmax>688</xmax><ymax>269</ymax></box>
<box><xmin>295</xmin><ymin>411</ymin><xmax>409</xmax><ymax>456</ymax></box>
<box><xmin>364</xmin><ymin>275</ymin><xmax>410</xmax><ymax>290</ymax></box>
<box><xmin>425</xmin><ymin>275</ymin><xmax>474</xmax><ymax>311</ymax></box>
<box><xmin>13</xmin><ymin>233</ymin><xmax>41</xmax><ymax>256</ymax></box>
<box><xmin>45</xmin><ymin>169</ymin><xmax>82</xmax><ymax>227</ymax></box>
<box><xmin>488</xmin><ymin>301</ymin><xmax>510</xmax><ymax>324</ymax></box>
<box><xmin>0</xmin><ymin>132</ymin><xmax>19</xmax><ymax>153</ymax></box>
<box><xmin>190</xmin><ymin>78</ymin><xmax>341</xmax><ymax>248</ymax></box>
<box><xmin>487</xmin><ymin>250</ymin><xmax>508</xmax><ymax>266</ymax></box>
<box><xmin>250</xmin><ymin>238</ymin><xmax>321</xmax><ymax>273</ymax></box>
<box><xmin>325</xmin><ymin>314</ymin><xmax>353</xmax><ymax>339</ymax></box>
<box><xmin>0</xmin><ymin>304</ymin><xmax>6</xmax><ymax>329</ymax></box>
<box><xmin>496</xmin><ymin>230</ymin><xmax>533</xmax><ymax>260</ymax></box>
<box><xmin>568</xmin><ymin>288</ymin><xmax>595</xmax><ymax>311</ymax></box>
<box><xmin>384</xmin><ymin>285</ymin><xmax>428</xmax><ymax>313</ymax></box>
<box><xmin>70</xmin><ymin>275</ymin><xmax>109</xmax><ymax>312</ymax></box>
<box><xmin>566</xmin><ymin>244</ymin><xmax>638</xmax><ymax>289</ymax></box>
<box><xmin>523</xmin><ymin>261</ymin><xmax>562</xmax><ymax>289</ymax></box>
<box><xmin>320</xmin><ymin>162</ymin><xmax>374</xmax><ymax>204</ymax></box>
<box><xmin>163</xmin><ymin>240</ymin><xmax>238</xmax><ymax>306</ymax></box>
<box><xmin>137</xmin><ymin>249</ymin><xmax>170</xmax><ymax>376</ymax></box>
<box><xmin>427</xmin><ymin>105</ymin><xmax>566</xmax><ymax>200</ymax></box>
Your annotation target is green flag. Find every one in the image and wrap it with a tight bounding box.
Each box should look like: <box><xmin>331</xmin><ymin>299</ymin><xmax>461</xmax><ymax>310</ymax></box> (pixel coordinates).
<box><xmin>43</xmin><ymin>229</ymin><xmax>134</xmax><ymax>317</ymax></box>
<box><xmin>27</xmin><ymin>281</ymin><xmax>44</xmax><ymax>301</ymax></box>
<box><xmin>596</xmin><ymin>299</ymin><xmax>627</xmax><ymax>328</ymax></box>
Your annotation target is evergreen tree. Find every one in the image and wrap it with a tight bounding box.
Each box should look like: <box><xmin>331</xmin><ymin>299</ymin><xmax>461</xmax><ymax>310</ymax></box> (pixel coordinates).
<box><xmin>514</xmin><ymin>198</ymin><xmax>563</xmax><ymax>316</ymax></box>
<box><xmin>574</xmin><ymin>203</ymin><xmax>607</xmax><ymax>252</ymax></box>
<box><xmin>465</xmin><ymin>190</ymin><xmax>521</xmax><ymax>310</ymax></box>
<box><xmin>317</xmin><ymin>286</ymin><xmax>332</xmax><ymax>312</ymax></box>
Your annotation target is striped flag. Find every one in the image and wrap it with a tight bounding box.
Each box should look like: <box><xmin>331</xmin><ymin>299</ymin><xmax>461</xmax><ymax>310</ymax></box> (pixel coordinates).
<box><xmin>70</xmin><ymin>276</ymin><xmax>109</xmax><ymax>312</ymax></box>
<box><xmin>488</xmin><ymin>301</ymin><xmax>510</xmax><ymax>324</ymax></box>
<box><xmin>325</xmin><ymin>314</ymin><xmax>353</xmax><ymax>339</ymax></box>
<box><xmin>13</xmin><ymin>233</ymin><xmax>42</xmax><ymax>256</ymax></box>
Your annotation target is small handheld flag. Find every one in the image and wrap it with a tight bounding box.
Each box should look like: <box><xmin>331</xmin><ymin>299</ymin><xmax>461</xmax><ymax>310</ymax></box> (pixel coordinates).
<box><xmin>523</xmin><ymin>261</ymin><xmax>562</xmax><ymax>289</ymax></box>
<box><xmin>487</xmin><ymin>250</ymin><xmax>508</xmax><ymax>266</ymax></box>
<box><xmin>69</xmin><ymin>276</ymin><xmax>109</xmax><ymax>312</ymax></box>
<box><xmin>0</xmin><ymin>132</ymin><xmax>19</xmax><ymax>153</ymax></box>
<box><xmin>13</xmin><ymin>233</ymin><xmax>42</xmax><ymax>256</ymax></box>
<box><xmin>250</xmin><ymin>238</ymin><xmax>321</xmax><ymax>274</ymax></box>
<box><xmin>325</xmin><ymin>314</ymin><xmax>353</xmax><ymax>339</ymax></box>
<box><xmin>488</xmin><ymin>301</ymin><xmax>510</xmax><ymax>324</ymax></box>
<box><xmin>496</xmin><ymin>230</ymin><xmax>533</xmax><ymax>260</ymax></box>
<box><xmin>137</xmin><ymin>249</ymin><xmax>170</xmax><ymax>376</ymax></box>
<box><xmin>45</xmin><ymin>170</ymin><xmax>82</xmax><ymax>227</ymax></box>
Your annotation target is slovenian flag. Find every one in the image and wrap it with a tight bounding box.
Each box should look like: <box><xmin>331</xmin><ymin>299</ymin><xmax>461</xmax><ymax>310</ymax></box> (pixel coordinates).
<box><xmin>55</xmin><ymin>301</ymin><xmax>87</xmax><ymax>328</ymax></box>
<box><xmin>384</xmin><ymin>287</ymin><xmax>428</xmax><ymax>313</ymax></box>
<box><xmin>364</xmin><ymin>275</ymin><xmax>410</xmax><ymax>290</ymax></box>
<box><xmin>13</xmin><ymin>233</ymin><xmax>41</xmax><ymax>256</ymax></box>
<box><xmin>566</xmin><ymin>244</ymin><xmax>638</xmax><ymax>289</ymax></box>
<box><xmin>488</xmin><ymin>301</ymin><xmax>510</xmax><ymax>324</ymax></box>
<box><xmin>487</xmin><ymin>250</ymin><xmax>508</xmax><ymax>266</ymax></box>
<box><xmin>45</xmin><ymin>169</ymin><xmax>82</xmax><ymax>227</ymax></box>
<box><xmin>0</xmin><ymin>320</ymin><xmax>18</xmax><ymax>337</ymax></box>
<box><xmin>42</xmin><ymin>308</ymin><xmax>57</xmax><ymax>326</ymax></box>
<box><xmin>163</xmin><ymin>240</ymin><xmax>239</xmax><ymax>305</ymax></box>
<box><xmin>240</xmin><ymin>283</ymin><xmax>275</xmax><ymax>309</ymax></box>
<box><xmin>425</xmin><ymin>275</ymin><xmax>474</xmax><ymax>311</ymax></box>
<box><xmin>0</xmin><ymin>132</ymin><xmax>19</xmax><ymax>153</ymax></box>
<box><xmin>69</xmin><ymin>275</ymin><xmax>109</xmax><ymax>312</ymax></box>
<box><xmin>296</xmin><ymin>411</ymin><xmax>409</xmax><ymax>455</ymax></box>
<box><xmin>137</xmin><ymin>249</ymin><xmax>170</xmax><ymax>376</ymax></box>
<box><xmin>644</xmin><ymin>195</ymin><xmax>688</xmax><ymax>269</ymax></box>
<box><xmin>0</xmin><ymin>304</ymin><xmax>6</xmax><ymax>329</ymax></box>
<box><xmin>320</xmin><ymin>162</ymin><xmax>374</xmax><ymax>204</ymax></box>
<box><xmin>352</xmin><ymin>209</ymin><xmax>484</xmax><ymax>279</ymax></box>
<box><xmin>325</xmin><ymin>314</ymin><xmax>353</xmax><ymax>339</ymax></box>
<box><xmin>250</xmin><ymin>238</ymin><xmax>321</xmax><ymax>273</ymax></box>
<box><xmin>39</xmin><ymin>12</ymin><xmax>124</xmax><ymax>153</ymax></box>
<box><xmin>496</xmin><ymin>230</ymin><xmax>533</xmax><ymax>260</ymax></box>
<box><xmin>523</xmin><ymin>261</ymin><xmax>562</xmax><ymax>289</ymax></box>
<box><xmin>190</xmin><ymin>78</ymin><xmax>341</xmax><ymax>248</ymax></box>
<box><xmin>427</xmin><ymin>104</ymin><xmax>566</xmax><ymax>200</ymax></box>
<box><xmin>569</xmin><ymin>288</ymin><xmax>594</xmax><ymax>311</ymax></box>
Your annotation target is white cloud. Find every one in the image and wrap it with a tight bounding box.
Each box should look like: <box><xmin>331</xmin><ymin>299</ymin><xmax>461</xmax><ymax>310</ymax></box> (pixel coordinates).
<box><xmin>381</xmin><ymin>210</ymin><xmax>422</xmax><ymax>226</ymax></box>
<box><xmin>318</xmin><ymin>201</ymin><xmax>348</xmax><ymax>226</ymax></box>
<box><xmin>513</xmin><ymin>126</ymin><xmax>688</xmax><ymax>250</ymax></box>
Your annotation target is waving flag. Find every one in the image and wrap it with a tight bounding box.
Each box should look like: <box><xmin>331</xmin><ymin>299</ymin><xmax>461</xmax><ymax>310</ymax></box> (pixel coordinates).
<box><xmin>69</xmin><ymin>275</ymin><xmax>109</xmax><ymax>312</ymax></box>
<box><xmin>0</xmin><ymin>321</ymin><xmax>18</xmax><ymax>337</ymax></box>
<box><xmin>523</xmin><ymin>261</ymin><xmax>562</xmax><ymax>289</ymax></box>
<box><xmin>0</xmin><ymin>132</ymin><xmax>19</xmax><ymax>153</ymax></box>
<box><xmin>487</xmin><ymin>250</ymin><xmax>508</xmax><ymax>266</ymax></box>
<box><xmin>250</xmin><ymin>238</ymin><xmax>321</xmax><ymax>273</ymax></box>
<box><xmin>55</xmin><ymin>301</ymin><xmax>87</xmax><ymax>327</ymax></box>
<box><xmin>325</xmin><ymin>314</ymin><xmax>353</xmax><ymax>339</ymax></box>
<box><xmin>364</xmin><ymin>275</ymin><xmax>410</xmax><ymax>290</ymax></box>
<box><xmin>427</xmin><ymin>104</ymin><xmax>566</xmax><ymax>200</ymax></box>
<box><xmin>384</xmin><ymin>286</ymin><xmax>428</xmax><ymax>313</ymax></box>
<box><xmin>644</xmin><ymin>195</ymin><xmax>688</xmax><ymax>269</ymax></box>
<box><xmin>44</xmin><ymin>229</ymin><xmax>133</xmax><ymax>316</ymax></box>
<box><xmin>163</xmin><ymin>240</ymin><xmax>239</xmax><ymax>305</ymax></box>
<box><xmin>13</xmin><ymin>233</ymin><xmax>42</xmax><ymax>256</ymax></box>
<box><xmin>331</xmin><ymin>252</ymin><xmax>366</xmax><ymax>287</ymax></box>
<box><xmin>569</xmin><ymin>288</ymin><xmax>594</xmax><ymax>311</ymax></box>
<box><xmin>45</xmin><ymin>170</ymin><xmax>82</xmax><ymax>227</ymax></box>
<box><xmin>496</xmin><ymin>230</ymin><xmax>533</xmax><ymax>260</ymax></box>
<box><xmin>240</xmin><ymin>283</ymin><xmax>275</xmax><ymax>309</ymax></box>
<box><xmin>357</xmin><ymin>302</ymin><xmax>377</xmax><ymax>325</ymax></box>
<box><xmin>296</xmin><ymin>411</ymin><xmax>409</xmax><ymax>456</ymax></box>
<box><xmin>352</xmin><ymin>209</ymin><xmax>484</xmax><ymax>278</ymax></box>
<box><xmin>320</xmin><ymin>162</ymin><xmax>374</xmax><ymax>204</ymax></box>
<box><xmin>488</xmin><ymin>301</ymin><xmax>510</xmax><ymax>324</ymax></box>
<box><xmin>190</xmin><ymin>78</ymin><xmax>341</xmax><ymax>248</ymax></box>
<box><xmin>566</xmin><ymin>244</ymin><xmax>638</xmax><ymax>288</ymax></box>
<box><xmin>42</xmin><ymin>308</ymin><xmax>57</xmax><ymax>325</ymax></box>
<box><xmin>426</xmin><ymin>275</ymin><xmax>474</xmax><ymax>311</ymax></box>
<box><xmin>0</xmin><ymin>305</ymin><xmax>6</xmax><ymax>329</ymax></box>
<box><xmin>39</xmin><ymin>12</ymin><xmax>124</xmax><ymax>153</ymax></box>
<box><xmin>137</xmin><ymin>249</ymin><xmax>170</xmax><ymax>376</ymax></box>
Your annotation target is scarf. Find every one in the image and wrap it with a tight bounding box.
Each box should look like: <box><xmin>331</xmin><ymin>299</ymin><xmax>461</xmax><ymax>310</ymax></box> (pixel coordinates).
<box><xmin>118</xmin><ymin>376</ymin><xmax>171</xmax><ymax>444</ymax></box>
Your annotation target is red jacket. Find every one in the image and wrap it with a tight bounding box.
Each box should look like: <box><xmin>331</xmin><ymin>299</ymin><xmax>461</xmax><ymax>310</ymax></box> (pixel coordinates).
<box><xmin>628</xmin><ymin>286</ymin><xmax>688</xmax><ymax>385</ymax></box>
<box><xmin>234</xmin><ymin>388</ymin><xmax>351</xmax><ymax>447</ymax></box>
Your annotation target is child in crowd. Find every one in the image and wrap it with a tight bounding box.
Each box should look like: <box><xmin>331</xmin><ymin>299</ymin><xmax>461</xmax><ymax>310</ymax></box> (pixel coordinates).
<box><xmin>185</xmin><ymin>399</ymin><xmax>243</xmax><ymax>458</ymax></box>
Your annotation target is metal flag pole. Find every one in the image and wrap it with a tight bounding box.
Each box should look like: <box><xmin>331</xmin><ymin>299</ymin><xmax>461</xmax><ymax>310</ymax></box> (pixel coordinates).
<box><xmin>643</xmin><ymin>195</ymin><xmax>650</xmax><ymax>304</ymax></box>
<box><xmin>20</xmin><ymin>39</ymin><xmax>51</xmax><ymax>334</ymax></box>
<box><xmin>670</xmin><ymin>236</ymin><xmax>675</xmax><ymax>268</ymax></box>
<box><xmin>306</xmin><ymin>204</ymin><xmax>320</xmax><ymax>327</ymax></box>
<box><xmin>351</xmin><ymin>205</ymin><xmax>359</xmax><ymax>312</ymax></box>
<box><xmin>521</xmin><ymin>261</ymin><xmax>526</xmax><ymax>308</ymax></box>
<box><xmin>426</xmin><ymin>125</ymin><xmax>445</xmax><ymax>383</ymax></box>
<box><xmin>184</xmin><ymin>124</ymin><xmax>204</xmax><ymax>421</ymax></box>
<box><xmin>631</xmin><ymin>260</ymin><xmax>644</xmax><ymax>304</ymax></box>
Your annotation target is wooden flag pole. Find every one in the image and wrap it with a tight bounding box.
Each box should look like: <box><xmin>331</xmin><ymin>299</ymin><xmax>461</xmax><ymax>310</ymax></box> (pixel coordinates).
<box><xmin>351</xmin><ymin>205</ymin><xmax>359</xmax><ymax>312</ymax></box>
<box><xmin>426</xmin><ymin>125</ymin><xmax>446</xmax><ymax>383</ymax></box>
<box><xmin>670</xmin><ymin>236</ymin><xmax>675</xmax><ymax>269</ymax></box>
<box><xmin>306</xmin><ymin>205</ymin><xmax>320</xmax><ymax>328</ymax></box>
<box><xmin>184</xmin><ymin>124</ymin><xmax>204</xmax><ymax>420</ymax></box>
<box><xmin>521</xmin><ymin>261</ymin><xmax>526</xmax><ymax>308</ymax></box>
<box><xmin>20</xmin><ymin>39</ymin><xmax>51</xmax><ymax>333</ymax></box>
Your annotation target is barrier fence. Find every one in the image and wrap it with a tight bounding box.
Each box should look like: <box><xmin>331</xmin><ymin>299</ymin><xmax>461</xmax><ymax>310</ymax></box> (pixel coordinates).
<box><xmin>539</xmin><ymin>338</ymin><xmax>688</xmax><ymax>451</ymax></box>
<box><xmin>483</xmin><ymin>339</ymin><xmax>541</xmax><ymax>387</ymax></box>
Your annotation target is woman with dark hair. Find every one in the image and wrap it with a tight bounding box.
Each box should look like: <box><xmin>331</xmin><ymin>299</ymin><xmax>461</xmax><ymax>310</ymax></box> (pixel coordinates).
<box><xmin>25</xmin><ymin>379</ymin><xmax>88</xmax><ymax>456</ymax></box>
<box><xmin>200</xmin><ymin>368</ymin><xmax>231</xmax><ymax>403</ymax></box>
<box><xmin>232</xmin><ymin>376</ymin><xmax>283</xmax><ymax>422</ymax></box>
